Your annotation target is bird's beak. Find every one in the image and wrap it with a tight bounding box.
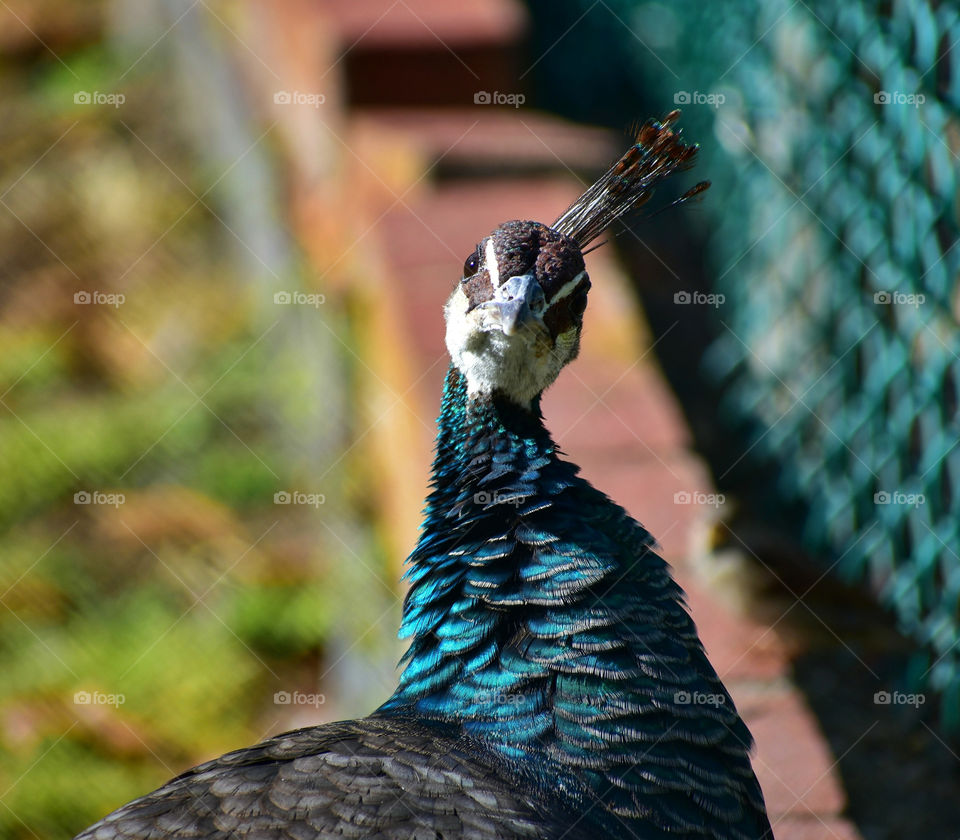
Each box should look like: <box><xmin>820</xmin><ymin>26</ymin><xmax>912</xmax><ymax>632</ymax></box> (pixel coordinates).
<box><xmin>474</xmin><ymin>274</ymin><xmax>545</xmax><ymax>336</ymax></box>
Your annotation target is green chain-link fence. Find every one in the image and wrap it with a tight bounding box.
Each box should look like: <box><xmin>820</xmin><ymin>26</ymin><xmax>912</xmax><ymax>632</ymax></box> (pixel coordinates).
<box><xmin>527</xmin><ymin>0</ymin><xmax>960</xmax><ymax>728</ymax></box>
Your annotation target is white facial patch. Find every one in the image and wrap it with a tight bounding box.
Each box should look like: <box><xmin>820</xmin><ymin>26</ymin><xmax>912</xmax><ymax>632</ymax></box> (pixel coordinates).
<box><xmin>484</xmin><ymin>239</ymin><xmax>500</xmax><ymax>288</ymax></box>
<box><xmin>547</xmin><ymin>269</ymin><xmax>588</xmax><ymax>305</ymax></box>
<box><xmin>444</xmin><ymin>284</ymin><xmax>577</xmax><ymax>408</ymax></box>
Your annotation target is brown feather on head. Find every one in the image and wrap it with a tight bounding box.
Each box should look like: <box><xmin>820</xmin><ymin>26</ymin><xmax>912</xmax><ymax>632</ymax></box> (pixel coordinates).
<box><xmin>551</xmin><ymin>110</ymin><xmax>710</xmax><ymax>247</ymax></box>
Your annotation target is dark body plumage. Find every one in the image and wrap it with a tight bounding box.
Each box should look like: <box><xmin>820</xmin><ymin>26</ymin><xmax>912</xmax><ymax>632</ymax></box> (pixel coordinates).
<box><xmin>76</xmin><ymin>115</ymin><xmax>771</xmax><ymax>840</ymax></box>
<box><xmin>76</xmin><ymin>717</ymin><xmax>585</xmax><ymax>839</ymax></box>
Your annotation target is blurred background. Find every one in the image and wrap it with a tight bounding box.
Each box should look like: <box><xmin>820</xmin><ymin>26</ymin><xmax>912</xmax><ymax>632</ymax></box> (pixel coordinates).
<box><xmin>1</xmin><ymin>0</ymin><xmax>958</xmax><ymax>838</ymax></box>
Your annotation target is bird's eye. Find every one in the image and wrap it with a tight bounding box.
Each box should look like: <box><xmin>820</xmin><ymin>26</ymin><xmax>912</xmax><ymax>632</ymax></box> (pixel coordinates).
<box><xmin>462</xmin><ymin>249</ymin><xmax>480</xmax><ymax>280</ymax></box>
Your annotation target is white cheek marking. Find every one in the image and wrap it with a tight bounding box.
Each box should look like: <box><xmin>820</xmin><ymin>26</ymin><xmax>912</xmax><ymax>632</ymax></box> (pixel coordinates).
<box><xmin>484</xmin><ymin>239</ymin><xmax>500</xmax><ymax>288</ymax></box>
<box><xmin>547</xmin><ymin>270</ymin><xmax>588</xmax><ymax>305</ymax></box>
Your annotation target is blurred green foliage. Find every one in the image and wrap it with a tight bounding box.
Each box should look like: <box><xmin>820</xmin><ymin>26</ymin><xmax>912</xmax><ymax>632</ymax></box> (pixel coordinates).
<box><xmin>0</xmin><ymin>18</ymin><xmax>394</xmax><ymax>839</ymax></box>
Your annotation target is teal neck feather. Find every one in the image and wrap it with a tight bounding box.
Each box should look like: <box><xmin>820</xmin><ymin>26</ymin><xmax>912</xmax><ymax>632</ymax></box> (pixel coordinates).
<box><xmin>380</xmin><ymin>366</ymin><xmax>766</xmax><ymax>830</ymax></box>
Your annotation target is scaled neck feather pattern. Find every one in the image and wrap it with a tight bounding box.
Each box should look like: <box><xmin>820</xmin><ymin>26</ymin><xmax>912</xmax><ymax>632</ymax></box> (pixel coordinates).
<box><xmin>380</xmin><ymin>367</ymin><xmax>768</xmax><ymax>835</ymax></box>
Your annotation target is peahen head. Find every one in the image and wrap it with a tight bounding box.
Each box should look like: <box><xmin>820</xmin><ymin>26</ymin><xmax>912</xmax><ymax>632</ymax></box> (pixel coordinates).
<box><xmin>444</xmin><ymin>110</ymin><xmax>709</xmax><ymax>407</ymax></box>
<box><xmin>444</xmin><ymin>220</ymin><xmax>589</xmax><ymax>406</ymax></box>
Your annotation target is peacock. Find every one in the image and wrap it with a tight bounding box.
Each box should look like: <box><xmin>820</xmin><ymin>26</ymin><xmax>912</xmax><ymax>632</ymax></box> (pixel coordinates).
<box><xmin>76</xmin><ymin>112</ymin><xmax>772</xmax><ymax>840</ymax></box>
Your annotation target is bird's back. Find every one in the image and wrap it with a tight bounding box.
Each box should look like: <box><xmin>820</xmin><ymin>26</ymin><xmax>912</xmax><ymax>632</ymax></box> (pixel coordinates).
<box><xmin>75</xmin><ymin>716</ymin><xmax>588</xmax><ymax>840</ymax></box>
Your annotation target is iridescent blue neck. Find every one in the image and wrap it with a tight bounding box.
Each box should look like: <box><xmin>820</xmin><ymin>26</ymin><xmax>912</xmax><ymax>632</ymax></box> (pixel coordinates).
<box><xmin>380</xmin><ymin>366</ymin><xmax>598</xmax><ymax>757</ymax></box>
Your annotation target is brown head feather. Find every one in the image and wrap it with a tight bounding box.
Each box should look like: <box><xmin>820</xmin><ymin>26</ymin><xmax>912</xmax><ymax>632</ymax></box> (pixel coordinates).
<box><xmin>552</xmin><ymin>111</ymin><xmax>709</xmax><ymax>246</ymax></box>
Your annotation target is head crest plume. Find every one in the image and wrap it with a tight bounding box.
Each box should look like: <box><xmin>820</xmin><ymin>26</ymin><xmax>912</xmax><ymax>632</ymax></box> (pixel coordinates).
<box><xmin>551</xmin><ymin>110</ymin><xmax>709</xmax><ymax>247</ymax></box>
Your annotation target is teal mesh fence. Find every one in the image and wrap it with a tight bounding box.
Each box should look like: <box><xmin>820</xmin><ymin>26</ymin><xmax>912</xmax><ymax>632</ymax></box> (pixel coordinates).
<box><xmin>526</xmin><ymin>0</ymin><xmax>960</xmax><ymax>728</ymax></box>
